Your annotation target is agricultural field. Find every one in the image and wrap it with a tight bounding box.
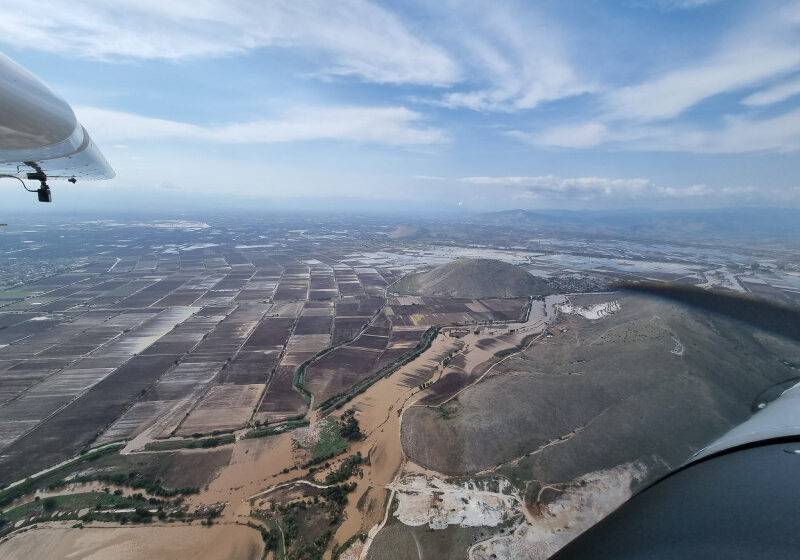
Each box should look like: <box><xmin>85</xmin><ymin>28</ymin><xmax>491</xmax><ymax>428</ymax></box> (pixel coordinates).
<box><xmin>0</xmin><ymin>217</ymin><xmax>543</xmax><ymax>484</ymax></box>
<box><xmin>0</xmin><ymin>213</ymin><xmax>798</xmax><ymax>559</ymax></box>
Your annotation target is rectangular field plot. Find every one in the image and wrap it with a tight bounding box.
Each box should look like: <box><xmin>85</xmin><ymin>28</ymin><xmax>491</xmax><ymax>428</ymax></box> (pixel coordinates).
<box><xmin>0</xmin><ymin>420</ymin><xmax>38</xmax><ymax>450</ymax></box>
<box><xmin>335</xmin><ymin>297</ymin><xmax>383</xmax><ymax>317</ymax></box>
<box><xmin>0</xmin><ymin>353</ymin><xmax>178</xmax><ymax>484</ymax></box>
<box><xmin>243</xmin><ymin>317</ymin><xmax>295</xmax><ymax>349</ymax></box>
<box><xmin>310</xmin><ymin>289</ymin><xmax>338</xmax><ymax>300</ymax></box>
<box><xmin>98</xmin><ymin>306</ymin><xmax>199</xmax><ymax>358</ymax></box>
<box><xmin>355</xmin><ymin>269</ymin><xmax>388</xmax><ymax>296</ymax></box>
<box><xmin>152</xmin><ymin>291</ymin><xmax>204</xmax><ymax>307</ymax></box>
<box><xmin>281</xmin><ymin>265</ymin><xmax>309</xmax><ymax>276</ymax></box>
<box><xmin>300</xmin><ymin>302</ymin><xmax>334</xmax><ymax>314</ymax></box>
<box><xmin>96</xmin><ymin>400</ymin><xmax>175</xmax><ymax>444</ymax></box>
<box><xmin>179</xmin><ymin>383</ymin><xmax>263</xmax><ymax>433</ymax></box>
<box><xmin>0</xmin><ymin>312</ymin><xmax>38</xmax><ymax>329</ymax></box>
<box><xmin>279</xmin><ymin>350</ymin><xmax>317</xmax><ymax>367</ymax></box>
<box><xmin>158</xmin><ymin>362</ymin><xmax>223</xmax><ymax>385</ymax></box>
<box><xmin>195</xmin><ymin>290</ymin><xmax>239</xmax><ymax>306</ymax></box>
<box><xmin>332</xmin><ymin>317</ymin><xmax>368</xmax><ymax>345</ymax></box>
<box><xmin>35</xmin><ymin>344</ymin><xmax>99</xmax><ymax>359</ymax></box>
<box><xmin>214</xmin><ymin>274</ymin><xmax>254</xmax><ymax>291</ymax></box>
<box><xmin>478</xmin><ymin>298</ymin><xmax>531</xmax><ymax>321</ymax></box>
<box><xmin>21</xmin><ymin>367</ymin><xmax>113</xmax><ymax>397</ymax></box>
<box><xmin>274</xmin><ymin>280</ymin><xmax>309</xmax><ymax>301</ymax></box>
<box><xmin>0</xmin><ymin>318</ymin><xmax>62</xmax><ymax>345</ymax></box>
<box><xmin>110</xmin><ymin>277</ymin><xmax>189</xmax><ymax>308</ymax></box>
<box><xmin>294</xmin><ymin>314</ymin><xmax>333</xmax><ymax>335</ymax></box>
<box><xmin>235</xmin><ymin>290</ymin><xmax>274</xmax><ymax>303</ymax></box>
<box><xmin>0</xmin><ymin>394</ymin><xmax>76</xmax><ymax>425</ymax></box>
<box><xmin>218</xmin><ymin>350</ymin><xmax>281</xmax><ymax>384</ymax></box>
<box><xmin>304</xmin><ymin>346</ymin><xmax>382</xmax><ymax>403</ymax></box>
<box><xmin>388</xmin><ymin>327</ymin><xmax>428</xmax><ymax>347</ymax></box>
<box><xmin>385</xmin><ymin>297</ymin><xmax>528</xmax><ymax>326</ymax></box>
<box><xmin>310</xmin><ymin>275</ymin><xmax>336</xmax><ymax>290</ymax></box>
<box><xmin>256</xmin><ymin>364</ymin><xmax>307</xmax><ymax>421</ymax></box>
<box><xmin>269</xmin><ymin>302</ymin><xmax>303</xmax><ymax>318</ymax></box>
<box><xmin>337</xmin><ymin>282</ymin><xmax>363</xmax><ymax>297</ymax></box>
<box><xmin>350</xmin><ymin>334</ymin><xmax>388</xmax><ymax>350</ymax></box>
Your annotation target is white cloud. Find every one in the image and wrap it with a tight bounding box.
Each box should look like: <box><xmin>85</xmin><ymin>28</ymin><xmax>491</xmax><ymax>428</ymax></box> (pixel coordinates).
<box><xmin>517</xmin><ymin>107</ymin><xmax>800</xmax><ymax>153</ymax></box>
<box><xmin>510</xmin><ymin>122</ymin><xmax>608</xmax><ymax>149</ymax></box>
<box><xmin>743</xmin><ymin>77</ymin><xmax>800</xmax><ymax>106</ymax></box>
<box><xmin>459</xmin><ymin>174</ymin><xmax>800</xmax><ymax>204</ymax></box>
<box><xmin>656</xmin><ymin>0</ymin><xmax>726</xmax><ymax>9</ymax></box>
<box><xmin>412</xmin><ymin>3</ymin><xmax>592</xmax><ymax>112</ymax></box>
<box><xmin>566</xmin><ymin>1</ymin><xmax>797</xmax><ymax>123</ymax></box>
<box><xmin>0</xmin><ymin>1</ymin><xmax>593</xmax><ymax>112</ymax></box>
<box><xmin>513</xmin><ymin>3</ymin><xmax>800</xmax><ymax>153</ymax></box>
<box><xmin>0</xmin><ymin>0</ymin><xmax>459</xmax><ymax>86</ymax></box>
<box><xmin>75</xmin><ymin>105</ymin><xmax>448</xmax><ymax>146</ymax></box>
<box><xmin>629</xmin><ymin>108</ymin><xmax>800</xmax><ymax>153</ymax></box>
<box><xmin>459</xmin><ymin>175</ymin><xmax>709</xmax><ymax>199</ymax></box>
<box><xmin>604</xmin><ymin>1</ymin><xmax>800</xmax><ymax>123</ymax></box>
<box><xmin>605</xmin><ymin>42</ymin><xmax>800</xmax><ymax>122</ymax></box>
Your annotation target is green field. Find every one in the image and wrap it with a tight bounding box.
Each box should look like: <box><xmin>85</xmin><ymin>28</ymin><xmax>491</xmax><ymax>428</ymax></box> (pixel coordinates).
<box><xmin>312</xmin><ymin>418</ymin><xmax>348</xmax><ymax>462</ymax></box>
<box><xmin>1</xmin><ymin>491</ymin><xmax>146</xmax><ymax>522</ymax></box>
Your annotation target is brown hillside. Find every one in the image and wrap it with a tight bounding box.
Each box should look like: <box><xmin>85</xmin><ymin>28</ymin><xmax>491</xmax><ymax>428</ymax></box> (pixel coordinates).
<box><xmin>392</xmin><ymin>258</ymin><xmax>551</xmax><ymax>298</ymax></box>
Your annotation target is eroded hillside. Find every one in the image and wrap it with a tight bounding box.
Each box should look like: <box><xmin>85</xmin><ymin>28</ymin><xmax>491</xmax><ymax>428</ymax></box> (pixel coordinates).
<box><xmin>392</xmin><ymin>259</ymin><xmax>552</xmax><ymax>299</ymax></box>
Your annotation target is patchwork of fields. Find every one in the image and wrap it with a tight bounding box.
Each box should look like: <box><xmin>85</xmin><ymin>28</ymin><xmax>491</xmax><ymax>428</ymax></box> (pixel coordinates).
<box><xmin>1</xmin><ymin>216</ymin><xmax>799</xmax><ymax>559</ymax></box>
<box><xmin>0</xmin><ymin>239</ymin><xmax>531</xmax><ymax>485</ymax></box>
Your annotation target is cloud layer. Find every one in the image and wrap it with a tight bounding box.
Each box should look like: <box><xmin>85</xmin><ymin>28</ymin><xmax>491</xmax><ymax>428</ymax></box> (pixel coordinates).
<box><xmin>518</xmin><ymin>1</ymin><xmax>800</xmax><ymax>153</ymax></box>
<box><xmin>76</xmin><ymin>105</ymin><xmax>447</xmax><ymax>145</ymax></box>
<box><xmin>2</xmin><ymin>0</ymin><xmax>799</xmax><ymax>208</ymax></box>
<box><xmin>459</xmin><ymin>175</ymin><xmax>710</xmax><ymax>200</ymax></box>
<box><xmin>0</xmin><ymin>0</ymin><xmax>459</xmax><ymax>86</ymax></box>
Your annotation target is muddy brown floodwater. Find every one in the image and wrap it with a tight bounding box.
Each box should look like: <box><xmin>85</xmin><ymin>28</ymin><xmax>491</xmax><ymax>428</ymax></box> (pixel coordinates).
<box><xmin>228</xmin><ymin>304</ymin><xmax>549</xmax><ymax>557</ymax></box>
<box><xmin>0</xmin><ymin>522</ymin><xmax>263</xmax><ymax>560</ymax></box>
<box><xmin>0</xmin><ymin>303</ymin><xmax>553</xmax><ymax>560</ymax></box>
<box><xmin>330</xmin><ymin>333</ymin><xmax>465</xmax><ymax>546</ymax></box>
<box><xmin>198</xmin><ymin>429</ymin><xmax>297</xmax><ymax>519</ymax></box>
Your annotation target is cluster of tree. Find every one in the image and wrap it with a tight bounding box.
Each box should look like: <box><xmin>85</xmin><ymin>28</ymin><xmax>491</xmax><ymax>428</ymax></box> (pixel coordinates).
<box><xmin>190</xmin><ymin>436</ymin><xmax>233</xmax><ymax>448</ymax></box>
<box><xmin>324</xmin><ymin>452</ymin><xmax>362</xmax><ymax>485</ymax></box>
<box><xmin>319</xmin><ymin>482</ymin><xmax>357</xmax><ymax>506</ymax></box>
<box><xmin>50</xmin><ymin>471</ymin><xmax>199</xmax><ymax>497</ymax></box>
<box><xmin>284</xmin><ymin>516</ymin><xmax>300</xmax><ymax>547</ymax></box>
<box><xmin>255</xmin><ymin>524</ymin><xmax>280</xmax><ymax>552</ymax></box>
<box><xmin>81</xmin><ymin>506</ymin><xmax>154</xmax><ymax>525</ymax></box>
<box><xmin>288</xmin><ymin>530</ymin><xmax>332</xmax><ymax>560</ymax></box>
<box><xmin>338</xmin><ymin>409</ymin><xmax>362</xmax><ymax>441</ymax></box>
<box><xmin>246</xmin><ymin>418</ymin><xmax>310</xmax><ymax>440</ymax></box>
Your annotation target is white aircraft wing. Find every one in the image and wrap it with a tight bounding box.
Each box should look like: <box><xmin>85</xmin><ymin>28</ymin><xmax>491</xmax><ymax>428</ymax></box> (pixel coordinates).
<box><xmin>0</xmin><ymin>52</ymin><xmax>113</xmax><ymax>201</ymax></box>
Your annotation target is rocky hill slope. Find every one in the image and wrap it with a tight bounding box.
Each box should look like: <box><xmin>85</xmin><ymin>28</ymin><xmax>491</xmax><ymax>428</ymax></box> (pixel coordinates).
<box><xmin>392</xmin><ymin>258</ymin><xmax>551</xmax><ymax>298</ymax></box>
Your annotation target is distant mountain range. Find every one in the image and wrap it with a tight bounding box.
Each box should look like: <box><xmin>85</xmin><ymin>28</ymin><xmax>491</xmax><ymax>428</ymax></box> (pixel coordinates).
<box><xmin>476</xmin><ymin>207</ymin><xmax>800</xmax><ymax>243</ymax></box>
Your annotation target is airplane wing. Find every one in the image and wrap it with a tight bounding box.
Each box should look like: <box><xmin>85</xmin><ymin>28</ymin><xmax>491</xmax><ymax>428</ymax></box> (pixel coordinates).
<box><xmin>0</xmin><ymin>52</ymin><xmax>114</xmax><ymax>201</ymax></box>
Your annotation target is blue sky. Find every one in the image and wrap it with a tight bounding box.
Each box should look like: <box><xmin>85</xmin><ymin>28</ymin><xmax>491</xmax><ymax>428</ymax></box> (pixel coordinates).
<box><xmin>1</xmin><ymin>0</ymin><xmax>800</xmax><ymax>212</ymax></box>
